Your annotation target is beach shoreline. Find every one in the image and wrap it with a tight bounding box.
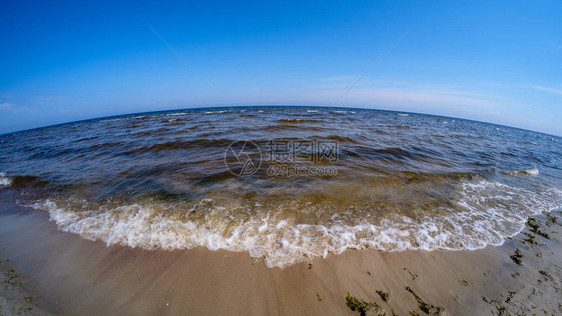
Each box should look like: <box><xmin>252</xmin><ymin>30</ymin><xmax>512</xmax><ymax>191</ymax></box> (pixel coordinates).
<box><xmin>1</xmin><ymin>200</ymin><xmax>561</xmax><ymax>315</ymax></box>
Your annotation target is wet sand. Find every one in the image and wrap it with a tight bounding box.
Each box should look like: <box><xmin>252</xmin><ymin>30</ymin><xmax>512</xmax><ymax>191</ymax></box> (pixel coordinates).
<box><xmin>0</xmin><ymin>200</ymin><xmax>561</xmax><ymax>315</ymax></box>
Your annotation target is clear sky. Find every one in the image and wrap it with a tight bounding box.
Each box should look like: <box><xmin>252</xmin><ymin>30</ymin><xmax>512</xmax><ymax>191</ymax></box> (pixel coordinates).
<box><xmin>1</xmin><ymin>1</ymin><xmax>561</xmax><ymax>135</ymax></box>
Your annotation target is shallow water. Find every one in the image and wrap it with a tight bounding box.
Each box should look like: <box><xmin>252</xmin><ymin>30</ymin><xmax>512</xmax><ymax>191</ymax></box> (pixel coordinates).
<box><xmin>1</xmin><ymin>106</ymin><xmax>561</xmax><ymax>267</ymax></box>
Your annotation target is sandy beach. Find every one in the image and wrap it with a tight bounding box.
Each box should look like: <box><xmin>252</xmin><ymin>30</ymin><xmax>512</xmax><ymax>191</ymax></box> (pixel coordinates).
<box><xmin>1</xmin><ymin>195</ymin><xmax>560</xmax><ymax>315</ymax></box>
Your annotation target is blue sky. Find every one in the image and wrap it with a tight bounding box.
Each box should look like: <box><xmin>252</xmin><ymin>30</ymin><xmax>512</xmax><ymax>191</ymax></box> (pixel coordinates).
<box><xmin>1</xmin><ymin>1</ymin><xmax>561</xmax><ymax>135</ymax></box>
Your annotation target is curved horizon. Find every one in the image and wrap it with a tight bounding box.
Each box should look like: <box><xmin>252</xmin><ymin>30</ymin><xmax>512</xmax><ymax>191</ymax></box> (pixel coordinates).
<box><xmin>3</xmin><ymin>105</ymin><xmax>561</xmax><ymax>138</ymax></box>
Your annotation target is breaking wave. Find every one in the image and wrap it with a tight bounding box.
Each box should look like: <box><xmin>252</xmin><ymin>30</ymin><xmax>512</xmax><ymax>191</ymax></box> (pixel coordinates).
<box><xmin>25</xmin><ymin>179</ymin><xmax>562</xmax><ymax>268</ymax></box>
<box><xmin>0</xmin><ymin>172</ymin><xmax>12</xmax><ymax>186</ymax></box>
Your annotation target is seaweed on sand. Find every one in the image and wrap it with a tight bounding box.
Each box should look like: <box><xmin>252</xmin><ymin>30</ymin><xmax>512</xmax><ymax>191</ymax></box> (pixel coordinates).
<box><xmin>405</xmin><ymin>287</ymin><xmax>443</xmax><ymax>315</ymax></box>
<box><xmin>403</xmin><ymin>267</ymin><xmax>418</xmax><ymax>280</ymax></box>
<box><xmin>482</xmin><ymin>295</ymin><xmax>512</xmax><ymax>315</ymax></box>
<box><xmin>459</xmin><ymin>279</ymin><xmax>470</xmax><ymax>286</ymax></box>
<box><xmin>539</xmin><ymin>270</ymin><xmax>553</xmax><ymax>281</ymax></box>
<box><xmin>316</xmin><ymin>292</ymin><xmax>323</xmax><ymax>301</ymax></box>
<box><xmin>376</xmin><ymin>290</ymin><xmax>390</xmax><ymax>302</ymax></box>
<box><xmin>345</xmin><ymin>293</ymin><xmax>385</xmax><ymax>316</ymax></box>
<box><xmin>544</xmin><ymin>212</ymin><xmax>557</xmax><ymax>225</ymax></box>
<box><xmin>510</xmin><ymin>248</ymin><xmax>523</xmax><ymax>265</ymax></box>
<box><xmin>526</xmin><ymin>218</ymin><xmax>549</xmax><ymax>239</ymax></box>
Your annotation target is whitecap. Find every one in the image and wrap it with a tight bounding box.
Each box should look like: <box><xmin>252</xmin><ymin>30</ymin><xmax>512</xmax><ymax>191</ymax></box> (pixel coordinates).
<box><xmin>0</xmin><ymin>172</ymin><xmax>12</xmax><ymax>186</ymax></box>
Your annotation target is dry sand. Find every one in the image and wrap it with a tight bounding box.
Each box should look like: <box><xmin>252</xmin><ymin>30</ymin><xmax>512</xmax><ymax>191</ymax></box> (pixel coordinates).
<box><xmin>0</xmin><ymin>200</ymin><xmax>561</xmax><ymax>315</ymax></box>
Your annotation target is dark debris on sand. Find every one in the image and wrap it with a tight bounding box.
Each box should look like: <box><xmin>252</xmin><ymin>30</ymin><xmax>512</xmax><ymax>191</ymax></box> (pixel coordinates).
<box><xmin>0</xmin><ymin>258</ymin><xmax>36</xmax><ymax>315</ymax></box>
<box><xmin>345</xmin><ymin>293</ymin><xmax>385</xmax><ymax>316</ymax></box>
<box><xmin>405</xmin><ymin>286</ymin><xmax>443</xmax><ymax>315</ymax></box>
<box><xmin>510</xmin><ymin>248</ymin><xmax>523</xmax><ymax>265</ymax></box>
<box><xmin>376</xmin><ymin>290</ymin><xmax>390</xmax><ymax>302</ymax></box>
<box><xmin>526</xmin><ymin>218</ymin><xmax>549</xmax><ymax>239</ymax></box>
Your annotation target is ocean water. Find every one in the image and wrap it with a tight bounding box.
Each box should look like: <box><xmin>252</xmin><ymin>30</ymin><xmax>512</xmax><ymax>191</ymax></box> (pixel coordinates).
<box><xmin>1</xmin><ymin>106</ymin><xmax>561</xmax><ymax>267</ymax></box>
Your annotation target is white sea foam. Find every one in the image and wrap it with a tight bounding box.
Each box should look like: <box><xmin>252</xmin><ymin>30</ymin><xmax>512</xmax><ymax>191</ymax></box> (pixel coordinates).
<box><xmin>0</xmin><ymin>172</ymin><xmax>12</xmax><ymax>186</ymax></box>
<box><xmin>98</xmin><ymin>115</ymin><xmax>147</xmax><ymax>123</ymax></box>
<box><xmin>330</xmin><ymin>110</ymin><xmax>355</xmax><ymax>114</ymax></box>
<box><xmin>502</xmin><ymin>167</ymin><xmax>540</xmax><ymax>176</ymax></box>
<box><xmin>27</xmin><ymin>180</ymin><xmax>562</xmax><ymax>268</ymax></box>
<box><xmin>397</xmin><ymin>113</ymin><xmax>409</xmax><ymax>116</ymax></box>
<box><xmin>205</xmin><ymin>110</ymin><xmax>231</xmax><ymax>114</ymax></box>
<box><xmin>167</xmin><ymin>112</ymin><xmax>191</xmax><ymax>116</ymax></box>
<box><xmin>306</xmin><ymin>110</ymin><xmax>318</xmax><ymax>113</ymax></box>
<box><xmin>522</xmin><ymin>167</ymin><xmax>539</xmax><ymax>175</ymax></box>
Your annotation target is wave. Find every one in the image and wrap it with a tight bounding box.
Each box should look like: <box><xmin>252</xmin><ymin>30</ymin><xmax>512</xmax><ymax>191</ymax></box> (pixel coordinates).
<box><xmin>275</xmin><ymin>119</ymin><xmax>325</xmax><ymax>124</ymax></box>
<box><xmin>25</xmin><ymin>179</ymin><xmax>562</xmax><ymax>268</ymax></box>
<box><xmin>205</xmin><ymin>110</ymin><xmax>231</xmax><ymax>114</ymax></box>
<box><xmin>261</xmin><ymin>125</ymin><xmax>326</xmax><ymax>132</ymax></box>
<box><xmin>0</xmin><ymin>172</ymin><xmax>12</xmax><ymax>186</ymax></box>
<box><xmin>330</xmin><ymin>110</ymin><xmax>355</xmax><ymax>114</ymax></box>
<box><xmin>501</xmin><ymin>167</ymin><xmax>540</xmax><ymax>176</ymax></box>
<box><xmin>122</xmin><ymin>138</ymin><xmax>235</xmax><ymax>155</ymax></box>
<box><xmin>166</xmin><ymin>112</ymin><xmax>192</xmax><ymax>116</ymax></box>
<box><xmin>0</xmin><ymin>173</ymin><xmax>53</xmax><ymax>188</ymax></box>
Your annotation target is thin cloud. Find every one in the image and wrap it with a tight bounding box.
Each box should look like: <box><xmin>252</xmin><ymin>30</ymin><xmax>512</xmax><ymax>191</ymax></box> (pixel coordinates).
<box><xmin>0</xmin><ymin>102</ymin><xmax>34</xmax><ymax>114</ymax></box>
<box><xmin>531</xmin><ymin>84</ymin><xmax>562</xmax><ymax>96</ymax></box>
<box><xmin>296</xmin><ymin>87</ymin><xmax>508</xmax><ymax>116</ymax></box>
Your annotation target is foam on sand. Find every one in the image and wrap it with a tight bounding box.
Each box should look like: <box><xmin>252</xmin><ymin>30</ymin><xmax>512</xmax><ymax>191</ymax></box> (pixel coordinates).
<box><xmin>27</xmin><ymin>179</ymin><xmax>562</xmax><ymax>268</ymax></box>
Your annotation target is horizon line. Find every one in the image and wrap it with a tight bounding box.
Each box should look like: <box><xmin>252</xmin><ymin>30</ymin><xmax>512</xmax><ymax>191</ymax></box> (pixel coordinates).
<box><xmin>2</xmin><ymin>104</ymin><xmax>561</xmax><ymax>139</ymax></box>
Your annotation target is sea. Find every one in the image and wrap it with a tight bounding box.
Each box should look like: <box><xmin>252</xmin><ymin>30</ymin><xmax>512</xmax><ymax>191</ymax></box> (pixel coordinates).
<box><xmin>1</xmin><ymin>106</ymin><xmax>561</xmax><ymax>267</ymax></box>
